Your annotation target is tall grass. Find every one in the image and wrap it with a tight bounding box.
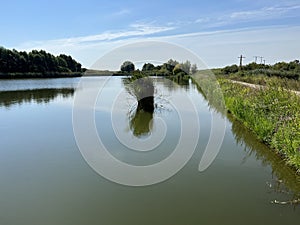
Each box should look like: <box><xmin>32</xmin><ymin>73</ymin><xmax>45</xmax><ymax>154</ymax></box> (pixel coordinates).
<box><xmin>219</xmin><ymin>79</ymin><xmax>300</xmax><ymax>171</ymax></box>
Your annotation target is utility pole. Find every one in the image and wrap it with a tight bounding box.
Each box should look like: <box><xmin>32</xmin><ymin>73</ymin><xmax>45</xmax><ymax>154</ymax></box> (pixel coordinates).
<box><xmin>263</xmin><ymin>59</ymin><xmax>266</xmax><ymax>65</ymax></box>
<box><xmin>253</xmin><ymin>56</ymin><xmax>259</xmax><ymax>63</ymax></box>
<box><xmin>238</xmin><ymin>55</ymin><xmax>245</xmax><ymax>68</ymax></box>
<box><xmin>259</xmin><ymin>56</ymin><xmax>264</xmax><ymax>64</ymax></box>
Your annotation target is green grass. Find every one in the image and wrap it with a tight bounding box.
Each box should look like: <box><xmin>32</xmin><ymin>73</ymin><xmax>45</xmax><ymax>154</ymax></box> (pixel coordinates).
<box><xmin>219</xmin><ymin>79</ymin><xmax>300</xmax><ymax>171</ymax></box>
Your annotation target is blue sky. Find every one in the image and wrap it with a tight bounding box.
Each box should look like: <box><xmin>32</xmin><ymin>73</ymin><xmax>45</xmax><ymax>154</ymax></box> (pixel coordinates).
<box><xmin>1</xmin><ymin>0</ymin><xmax>300</xmax><ymax>69</ymax></box>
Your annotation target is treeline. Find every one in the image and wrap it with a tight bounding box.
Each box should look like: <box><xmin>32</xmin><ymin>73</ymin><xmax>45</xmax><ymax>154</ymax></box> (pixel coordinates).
<box><xmin>221</xmin><ymin>60</ymin><xmax>300</xmax><ymax>80</ymax></box>
<box><xmin>118</xmin><ymin>59</ymin><xmax>198</xmax><ymax>77</ymax></box>
<box><xmin>0</xmin><ymin>46</ymin><xmax>83</xmax><ymax>77</ymax></box>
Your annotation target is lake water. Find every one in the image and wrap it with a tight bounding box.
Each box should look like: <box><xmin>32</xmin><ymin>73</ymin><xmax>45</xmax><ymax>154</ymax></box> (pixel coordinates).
<box><xmin>0</xmin><ymin>77</ymin><xmax>299</xmax><ymax>225</ymax></box>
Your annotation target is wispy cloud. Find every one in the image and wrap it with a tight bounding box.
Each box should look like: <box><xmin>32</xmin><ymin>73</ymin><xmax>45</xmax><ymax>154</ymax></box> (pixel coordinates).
<box><xmin>230</xmin><ymin>4</ymin><xmax>300</xmax><ymax>20</ymax></box>
<box><xmin>194</xmin><ymin>17</ymin><xmax>210</xmax><ymax>24</ymax></box>
<box><xmin>19</xmin><ymin>22</ymin><xmax>175</xmax><ymax>49</ymax></box>
<box><xmin>193</xmin><ymin>3</ymin><xmax>300</xmax><ymax>28</ymax></box>
<box><xmin>111</xmin><ymin>9</ymin><xmax>131</xmax><ymax>17</ymax></box>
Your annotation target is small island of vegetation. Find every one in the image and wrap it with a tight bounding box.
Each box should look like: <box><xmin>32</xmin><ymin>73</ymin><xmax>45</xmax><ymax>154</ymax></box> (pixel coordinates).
<box><xmin>0</xmin><ymin>46</ymin><xmax>84</xmax><ymax>78</ymax></box>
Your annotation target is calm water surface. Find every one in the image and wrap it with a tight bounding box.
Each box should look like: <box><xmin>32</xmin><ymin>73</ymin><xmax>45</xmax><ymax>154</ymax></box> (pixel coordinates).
<box><xmin>0</xmin><ymin>77</ymin><xmax>299</xmax><ymax>225</ymax></box>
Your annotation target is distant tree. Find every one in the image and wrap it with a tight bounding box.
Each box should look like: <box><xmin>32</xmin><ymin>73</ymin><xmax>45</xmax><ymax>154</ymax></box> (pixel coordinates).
<box><xmin>56</xmin><ymin>57</ymin><xmax>68</xmax><ymax>71</ymax></box>
<box><xmin>155</xmin><ymin>65</ymin><xmax>161</xmax><ymax>70</ymax></box>
<box><xmin>243</xmin><ymin>62</ymin><xmax>266</xmax><ymax>71</ymax></box>
<box><xmin>222</xmin><ymin>64</ymin><xmax>239</xmax><ymax>74</ymax></box>
<box><xmin>121</xmin><ymin>61</ymin><xmax>135</xmax><ymax>73</ymax></box>
<box><xmin>291</xmin><ymin>60</ymin><xmax>300</xmax><ymax>73</ymax></box>
<box><xmin>286</xmin><ymin>60</ymin><xmax>300</xmax><ymax>71</ymax></box>
<box><xmin>161</xmin><ymin>63</ymin><xmax>175</xmax><ymax>73</ymax></box>
<box><xmin>191</xmin><ymin>64</ymin><xmax>197</xmax><ymax>74</ymax></box>
<box><xmin>173</xmin><ymin>64</ymin><xmax>184</xmax><ymax>75</ymax></box>
<box><xmin>181</xmin><ymin>60</ymin><xmax>191</xmax><ymax>74</ymax></box>
<box><xmin>142</xmin><ymin>63</ymin><xmax>155</xmax><ymax>71</ymax></box>
<box><xmin>273</xmin><ymin>62</ymin><xmax>289</xmax><ymax>71</ymax></box>
<box><xmin>167</xmin><ymin>59</ymin><xmax>179</xmax><ymax>66</ymax></box>
<box><xmin>58</xmin><ymin>54</ymin><xmax>82</xmax><ymax>72</ymax></box>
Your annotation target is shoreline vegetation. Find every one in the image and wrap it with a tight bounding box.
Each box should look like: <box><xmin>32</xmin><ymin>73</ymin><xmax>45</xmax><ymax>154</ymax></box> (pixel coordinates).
<box><xmin>211</xmin><ymin>60</ymin><xmax>300</xmax><ymax>172</ymax></box>
<box><xmin>219</xmin><ymin>79</ymin><xmax>300</xmax><ymax>172</ymax></box>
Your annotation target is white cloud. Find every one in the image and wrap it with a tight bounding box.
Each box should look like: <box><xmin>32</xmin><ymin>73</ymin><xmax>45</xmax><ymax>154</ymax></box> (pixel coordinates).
<box><xmin>194</xmin><ymin>18</ymin><xmax>210</xmax><ymax>24</ymax></box>
<box><xmin>230</xmin><ymin>4</ymin><xmax>300</xmax><ymax>20</ymax></box>
<box><xmin>192</xmin><ymin>3</ymin><xmax>300</xmax><ymax>29</ymax></box>
<box><xmin>111</xmin><ymin>9</ymin><xmax>131</xmax><ymax>17</ymax></box>
<box><xmin>18</xmin><ymin>22</ymin><xmax>175</xmax><ymax>50</ymax></box>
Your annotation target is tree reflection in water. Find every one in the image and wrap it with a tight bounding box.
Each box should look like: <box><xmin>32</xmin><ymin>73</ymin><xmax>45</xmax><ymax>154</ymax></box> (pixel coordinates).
<box><xmin>129</xmin><ymin>108</ymin><xmax>153</xmax><ymax>137</ymax></box>
<box><xmin>0</xmin><ymin>88</ymin><xmax>75</xmax><ymax>108</ymax></box>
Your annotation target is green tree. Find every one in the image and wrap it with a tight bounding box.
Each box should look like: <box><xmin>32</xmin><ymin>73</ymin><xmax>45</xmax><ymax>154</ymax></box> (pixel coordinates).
<box><xmin>173</xmin><ymin>64</ymin><xmax>184</xmax><ymax>75</ymax></box>
<box><xmin>181</xmin><ymin>60</ymin><xmax>191</xmax><ymax>74</ymax></box>
<box><xmin>161</xmin><ymin>63</ymin><xmax>175</xmax><ymax>74</ymax></box>
<box><xmin>121</xmin><ymin>61</ymin><xmax>135</xmax><ymax>73</ymax></box>
<box><xmin>167</xmin><ymin>59</ymin><xmax>179</xmax><ymax>66</ymax></box>
<box><xmin>142</xmin><ymin>63</ymin><xmax>155</xmax><ymax>71</ymax></box>
<box><xmin>222</xmin><ymin>64</ymin><xmax>239</xmax><ymax>74</ymax></box>
<box><xmin>273</xmin><ymin>62</ymin><xmax>289</xmax><ymax>71</ymax></box>
<box><xmin>191</xmin><ymin>64</ymin><xmax>197</xmax><ymax>74</ymax></box>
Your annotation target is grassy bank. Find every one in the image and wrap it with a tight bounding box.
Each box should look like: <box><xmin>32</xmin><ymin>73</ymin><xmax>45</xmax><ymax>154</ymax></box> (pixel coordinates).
<box><xmin>219</xmin><ymin>79</ymin><xmax>300</xmax><ymax>171</ymax></box>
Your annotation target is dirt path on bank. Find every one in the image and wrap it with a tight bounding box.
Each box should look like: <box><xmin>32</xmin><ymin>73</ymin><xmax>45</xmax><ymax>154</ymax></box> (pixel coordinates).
<box><xmin>230</xmin><ymin>80</ymin><xmax>300</xmax><ymax>96</ymax></box>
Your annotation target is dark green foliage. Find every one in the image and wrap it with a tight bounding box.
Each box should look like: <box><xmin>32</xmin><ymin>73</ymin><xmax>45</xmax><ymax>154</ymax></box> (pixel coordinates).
<box><xmin>0</xmin><ymin>46</ymin><xmax>82</xmax><ymax>76</ymax></box>
<box><xmin>142</xmin><ymin>63</ymin><xmax>155</xmax><ymax>71</ymax></box>
<box><xmin>155</xmin><ymin>65</ymin><xmax>162</xmax><ymax>70</ymax></box>
<box><xmin>161</xmin><ymin>63</ymin><xmax>175</xmax><ymax>73</ymax></box>
<box><xmin>120</xmin><ymin>61</ymin><xmax>135</xmax><ymax>73</ymax></box>
<box><xmin>222</xmin><ymin>64</ymin><xmax>239</xmax><ymax>74</ymax></box>
<box><xmin>243</xmin><ymin>62</ymin><xmax>269</xmax><ymax>71</ymax></box>
<box><xmin>120</xmin><ymin>59</ymin><xmax>191</xmax><ymax>77</ymax></box>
